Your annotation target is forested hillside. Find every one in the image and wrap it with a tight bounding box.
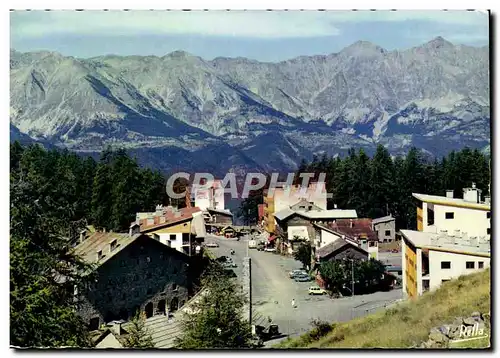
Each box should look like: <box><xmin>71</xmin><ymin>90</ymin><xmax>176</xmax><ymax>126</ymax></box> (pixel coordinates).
<box><xmin>295</xmin><ymin>145</ymin><xmax>490</xmax><ymax>230</ymax></box>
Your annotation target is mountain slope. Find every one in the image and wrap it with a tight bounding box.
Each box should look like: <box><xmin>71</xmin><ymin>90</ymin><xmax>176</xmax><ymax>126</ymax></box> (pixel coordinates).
<box><xmin>10</xmin><ymin>37</ymin><xmax>490</xmax><ymax>173</ymax></box>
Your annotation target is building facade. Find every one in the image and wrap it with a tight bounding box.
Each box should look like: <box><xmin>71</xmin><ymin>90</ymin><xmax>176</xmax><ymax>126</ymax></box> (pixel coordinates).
<box><xmin>263</xmin><ymin>182</ymin><xmax>327</xmax><ymax>233</ymax></box>
<box><xmin>413</xmin><ymin>184</ymin><xmax>491</xmax><ymax>238</ymax></box>
<box><xmin>191</xmin><ymin>179</ymin><xmax>225</xmax><ymax>211</ymax></box>
<box><xmin>371</xmin><ymin>215</ymin><xmax>396</xmax><ymax>243</ymax></box>
<box><xmin>401</xmin><ymin>229</ymin><xmax>490</xmax><ymax>300</ymax></box>
<box><xmin>133</xmin><ymin>206</ymin><xmax>206</xmax><ymax>256</ymax></box>
<box><xmin>74</xmin><ymin>233</ymin><xmax>193</xmax><ymax>331</ymax></box>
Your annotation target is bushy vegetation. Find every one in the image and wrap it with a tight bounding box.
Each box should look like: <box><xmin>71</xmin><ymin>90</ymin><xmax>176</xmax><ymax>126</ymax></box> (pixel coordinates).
<box><xmin>317</xmin><ymin>258</ymin><xmax>388</xmax><ymax>296</ymax></box>
<box><xmin>9</xmin><ymin>142</ymin><xmax>170</xmax><ymax>347</ymax></box>
<box><xmin>175</xmin><ymin>262</ymin><xmax>253</xmax><ymax>349</ymax></box>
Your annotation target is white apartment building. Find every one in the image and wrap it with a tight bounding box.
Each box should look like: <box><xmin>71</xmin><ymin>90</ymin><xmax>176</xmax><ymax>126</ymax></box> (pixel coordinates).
<box><xmin>192</xmin><ymin>179</ymin><xmax>225</xmax><ymax>211</ymax></box>
<box><xmin>401</xmin><ymin>229</ymin><xmax>490</xmax><ymax>299</ymax></box>
<box><xmin>413</xmin><ymin>183</ymin><xmax>491</xmax><ymax>238</ymax></box>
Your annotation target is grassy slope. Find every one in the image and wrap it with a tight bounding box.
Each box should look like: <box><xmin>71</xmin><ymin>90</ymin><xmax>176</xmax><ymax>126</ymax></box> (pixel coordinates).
<box><xmin>276</xmin><ymin>269</ymin><xmax>490</xmax><ymax>348</ymax></box>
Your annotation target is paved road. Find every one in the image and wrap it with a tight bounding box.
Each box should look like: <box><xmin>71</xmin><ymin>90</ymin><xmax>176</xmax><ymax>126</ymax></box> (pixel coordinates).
<box><xmin>205</xmin><ymin>235</ymin><xmax>403</xmax><ymax>345</ymax></box>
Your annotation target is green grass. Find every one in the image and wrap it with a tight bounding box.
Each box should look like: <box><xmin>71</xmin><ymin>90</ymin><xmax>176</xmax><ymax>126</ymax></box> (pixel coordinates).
<box><xmin>276</xmin><ymin>269</ymin><xmax>490</xmax><ymax>349</ymax></box>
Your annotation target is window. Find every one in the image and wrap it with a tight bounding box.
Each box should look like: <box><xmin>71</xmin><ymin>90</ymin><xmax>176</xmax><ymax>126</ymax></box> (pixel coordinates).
<box><xmin>466</xmin><ymin>261</ymin><xmax>475</xmax><ymax>269</ymax></box>
<box><xmin>445</xmin><ymin>212</ymin><xmax>454</xmax><ymax>219</ymax></box>
<box><xmin>170</xmin><ymin>234</ymin><xmax>176</xmax><ymax>241</ymax></box>
<box><xmin>369</xmin><ymin>241</ymin><xmax>377</xmax><ymax>247</ymax></box>
<box><xmin>487</xmin><ymin>228</ymin><xmax>491</xmax><ymax>235</ymax></box>
<box><xmin>110</xmin><ymin>239</ymin><xmax>118</xmax><ymax>251</ymax></box>
<box><xmin>427</xmin><ymin>208</ymin><xmax>434</xmax><ymax>226</ymax></box>
<box><xmin>441</xmin><ymin>261</ymin><xmax>451</xmax><ymax>269</ymax></box>
<box><xmin>487</xmin><ymin>212</ymin><xmax>491</xmax><ymax>219</ymax></box>
<box><xmin>385</xmin><ymin>230</ymin><xmax>391</xmax><ymax>236</ymax></box>
<box><xmin>89</xmin><ymin>317</ymin><xmax>100</xmax><ymax>331</ymax></box>
<box><xmin>478</xmin><ymin>262</ymin><xmax>484</xmax><ymax>269</ymax></box>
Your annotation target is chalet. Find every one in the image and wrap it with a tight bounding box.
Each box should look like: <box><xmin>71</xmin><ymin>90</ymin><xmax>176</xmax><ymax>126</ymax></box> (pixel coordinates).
<box><xmin>315</xmin><ymin>239</ymin><xmax>369</xmax><ymax>263</ymax></box>
<box><xmin>273</xmin><ymin>202</ymin><xmax>358</xmax><ymax>255</ymax></box>
<box><xmin>73</xmin><ymin>232</ymin><xmax>193</xmax><ymax>331</ymax></box>
<box><xmin>314</xmin><ymin>219</ymin><xmax>379</xmax><ymax>260</ymax></box>
<box><xmin>205</xmin><ymin>208</ymin><xmax>233</xmax><ymax>225</ymax></box>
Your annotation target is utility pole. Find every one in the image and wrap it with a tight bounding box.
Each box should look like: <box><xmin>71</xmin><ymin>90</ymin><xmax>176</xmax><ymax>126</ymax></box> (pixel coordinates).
<box><xmin>351</xmin><ymin>259</ymin><xmax>355</xmax><ymax>297</ymax></box>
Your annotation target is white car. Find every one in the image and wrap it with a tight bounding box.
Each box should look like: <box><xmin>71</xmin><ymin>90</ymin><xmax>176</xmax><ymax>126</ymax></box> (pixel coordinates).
<box><xmin>205</xmin><ymin>242</ymin><xmax>219</xmax><ymax>248</ymax></box>
<box><xmin>264</xmin><ymin>247</ymin><xmax>276</xmax><ymax>252</ymax></box>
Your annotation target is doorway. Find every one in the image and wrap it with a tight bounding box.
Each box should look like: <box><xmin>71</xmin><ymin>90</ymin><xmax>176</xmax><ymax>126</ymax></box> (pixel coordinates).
<box><xmin>145</xmin><ymin>302</ymin><xmax>154</xmax><ymax>318</ymax></box>
<box><xmin>157</xmin><ymin>299</ymin><xmax>166</xmax><ymax>315</ymax></box>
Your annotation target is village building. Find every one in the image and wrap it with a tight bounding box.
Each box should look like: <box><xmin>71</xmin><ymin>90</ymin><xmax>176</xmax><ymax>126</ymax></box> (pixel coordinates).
<box><xmin>313</xmin><ymin>218</ymin><xmax>379</xmax><ymax>260</ymax></box>
<box><xmin>371</xmin><ymin>215</ymin><xmax>397</xmax><ymax>243</ymax></box>
<box><xmin>73</xmin><ymin>232</ymin><xmax>195</xmax><ymax>332</ymax></box>
<box><xmin>191</xmin><ymin>179</ymin><xmax>226</xmax><ymax>211</ymax></box>
<box><xmin>413</xmin><ymin>183</ymin><xmax>491</xmax><ymax>238</ymax></box>
<box><xmin>263</xmin><ymin>182</ymin><xmax>328</xmax><ymax>233</ymax></box>
<box><xmin>272</xmin><ymin>200</ymin><xmax>358</xmax><ymax>255</ymax></box>
<box><xmin>400</xmin><ymin>229</ymin><xmax>490</xmax><ymax>299</ymax></box>
<box><xmin>204</xmin><ymin>208</ymin><xmax>233</xmax><ymax>225</ymax></box>
<box><xmin>131</xmin><ymin>206</ymin><xmax>206</xmax><ymax>256</ymax></box>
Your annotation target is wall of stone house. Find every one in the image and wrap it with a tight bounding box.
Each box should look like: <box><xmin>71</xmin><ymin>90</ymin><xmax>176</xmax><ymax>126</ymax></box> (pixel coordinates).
<box><xmin>374</xmin><ymin>221</ymin><xmax>396</xmax><ymax>242</ymax></box>
<box><xmin>78</xmin><ymin>236</ymin><xmax>192</xmax><ymax>328</ymax></box>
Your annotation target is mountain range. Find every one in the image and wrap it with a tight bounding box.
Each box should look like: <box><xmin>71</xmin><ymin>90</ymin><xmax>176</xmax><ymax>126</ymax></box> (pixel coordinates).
<box><xmin>10</xmin><ymin>36</ymin><xmax>490</xmax><ymax>176</ymax></box>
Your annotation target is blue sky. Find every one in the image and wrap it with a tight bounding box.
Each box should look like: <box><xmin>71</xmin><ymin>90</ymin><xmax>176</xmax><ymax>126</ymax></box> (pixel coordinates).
<box><xmin>10</xmin><ymin>10</ymin><xmax>489</xmax><ymax>62</ymax></box>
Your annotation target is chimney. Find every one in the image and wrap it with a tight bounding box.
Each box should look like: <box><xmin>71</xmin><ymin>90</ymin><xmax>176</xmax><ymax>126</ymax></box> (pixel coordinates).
<box><xmin>160</xmin><ymin>216</ymin><xmax>166</xmax><ymax>224</ymax></box>
<box><xmin>446</xmin><ymin>190</ymin><xmax>454</xmax><ymax>198</ymax></box>
<box><xmin>110</xmin><ymin>239</ymin><xmax>118</xmax><ymax>252</ymax></box>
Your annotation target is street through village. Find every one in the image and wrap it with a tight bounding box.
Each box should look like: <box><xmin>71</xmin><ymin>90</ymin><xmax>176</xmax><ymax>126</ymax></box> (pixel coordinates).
<box><xmin>206</xmin><ymin>234</ymin><xmax>403</xmax><ymax>345</ymax></box>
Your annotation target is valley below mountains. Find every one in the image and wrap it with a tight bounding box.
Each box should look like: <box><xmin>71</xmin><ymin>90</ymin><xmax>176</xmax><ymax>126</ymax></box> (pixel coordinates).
<box><xmin>10</xmin><ymin>36</ymin><xmax>490</xmax><ymax>175</ymax></box>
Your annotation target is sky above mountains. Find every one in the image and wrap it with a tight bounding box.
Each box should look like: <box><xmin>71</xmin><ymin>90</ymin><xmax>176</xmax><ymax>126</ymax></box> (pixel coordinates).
<box><xmin>10</xmin><ymin>10</ymin><xmax>489</xmax><ymax>62</ymax></box>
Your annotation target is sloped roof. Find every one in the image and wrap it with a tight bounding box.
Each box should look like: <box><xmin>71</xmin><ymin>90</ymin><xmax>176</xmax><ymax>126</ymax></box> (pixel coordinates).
<box><xmin>412</xmin><ymin>193</ymin><xmax>490</xmax><ymax>210</ymax></box>
<box><xmin>74</xmin><ymin>232</ymin><xmax>141</xmax><ymax>267</ymax></box>
<box><xmin>139</xmin><ymin>207</ymin><xmax>202</xmax><ymax>233</ymax></box>
<box><xmin>316</xmin><ymin>239</ymin><xmax>368</xmax><ymax>259</ymax></box>
<box><xmin>324</xmin><ymin>219</ymin><xmax>378</xmax><ymax>242</ymax></box>
<box><xmin>207</xmin><ymin>208</ymin><xmax>233</xmax><ymax>217</ymax></box>
<box><xmin>371</xmin><ymin>215</ymin><xmax>395</xmax><ymax>225</ymax></box>
<box><xmin>274</xmin><ymin>208</ymin><xmax>358</xmax><ymax>222</ymax></box>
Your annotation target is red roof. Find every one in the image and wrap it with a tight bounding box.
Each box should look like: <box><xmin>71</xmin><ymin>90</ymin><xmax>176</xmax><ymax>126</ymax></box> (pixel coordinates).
<box><xmin>139</xmin><ymin>207</ymin><xmax>201</xmax><ymax>232</ymax></box>
<box><xmin>325</xmin><ymin>218</ymin><xmax>377</xmax><ymax>241</ymax></box>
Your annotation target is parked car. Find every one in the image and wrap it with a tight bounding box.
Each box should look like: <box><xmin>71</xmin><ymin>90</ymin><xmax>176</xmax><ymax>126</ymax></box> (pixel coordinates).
<box><xmin>294</xmin><ymin>274</ymin><xmax>312</xmax><ymax>282</ymax></box>
<box><xmin>257</xmin><ymin>245</ymin><xmax>265</xmax><ymax>251</ymax></box>
<box><xmin>206</xmin><ymin>242</ymin><xmax>219</xmax><ymax>248</ymax></box>
<box><xmin>289</xmin><ymin>270</ymin><xmax>308</xmax><ymax>279</ymax></box>
<box><xmin>264</xmin><ymin>247</ymin><xmax>276</xmax><ymax>252</ymax></box>
<box><xmin>308</xmin><ymin>286</ymin><xmax>327</xmax><ymax>295</ymax></box>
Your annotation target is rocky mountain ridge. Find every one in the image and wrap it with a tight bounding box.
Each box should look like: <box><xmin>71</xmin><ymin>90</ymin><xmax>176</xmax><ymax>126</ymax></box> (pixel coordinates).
<box><xmin>10</xmin><ymin>37</ymin><xmax>490</xmax><ymax>174</ymax></box>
